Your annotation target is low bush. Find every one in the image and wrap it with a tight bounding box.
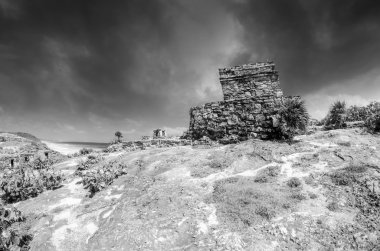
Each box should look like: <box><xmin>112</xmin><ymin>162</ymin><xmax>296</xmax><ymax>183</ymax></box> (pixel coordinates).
<box><xmin>0</xmin><ymin>168</ymin><xmax>63</xmax><ymax>203</ymax></box>
<box><xmin>327</xmin><ymin>201</ymin><xmax>339</xmax><ymax>211</ymax></box>
<box><xmin>254</xmin><ymin>206</ymin><xmax>276</xmax><ymax>220</ymax></box>
<box><xmin>344</xmin><ymin>164</ymin><xmax>368</xmax><ymax>173</ymax></box>
<box><xmin>364</xmin><ymin>101</ymin><xmax>380</xmax><ymax>133</ymax></box>
<box><xmin>79</xmin><ymin>148</ymin><xmax>93</xmax><ymax>155</ymax></box>
<box><xmin>273</xmin><ymin>98</ymin><xmax>310</xmax><ymax>140</ymax></box>
<box><xmin>309</xmin><ymin>192</ymin><xmax>318</xmax><ymax>199</ymax></box>
<box><xmin>324</xmin><ymin>101</ymin><xmax>347</xmax><ymax>130</ymax></box>
<box><xmin>346</xmin><ymin>105</ymin><xmax>368</xmax><ymax>122</ymax></box>
<box><xmin>254</xmin><ymin>165</ymin><xmax>281</xmax><ymax>183</ymax></box>
<box><xmin>0</xmin><ymin>205</ymin><xmax>32</xmax><ymax>250</ymax></box>
<box><xmin>77</xmin><ymin>160</ymin><xmax>128</xmax><ymax>197</ymax></box>
<box><xmin>290</xmin><ymin>192</ymin><xmax>307</xmax><ymax>200</ymax></box>
<box><xmin>209</xmin><ymin>160</ymin><xmax>223</xmax><ymax>169</ymax></box>
<box><xmin>330</xmin><ymin>172</ymin><xmax>355</xmax><ymax>186</ymax></box>
<box><xmin>75</xmin><ymin>154</ymin><xmax>105</xmax><ymax>174</ymax></box>
<box><xmin>287</xmin><ymin>177</ymin><xmax>302</xmax><ymax>188</ymax></box>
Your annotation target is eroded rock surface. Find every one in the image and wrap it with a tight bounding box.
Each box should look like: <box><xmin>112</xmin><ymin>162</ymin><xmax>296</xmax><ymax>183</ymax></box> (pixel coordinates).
<box><xmin>13</xmin><ymin>129</ymin><xmax>380</xmax><ymax>250</ymax></box>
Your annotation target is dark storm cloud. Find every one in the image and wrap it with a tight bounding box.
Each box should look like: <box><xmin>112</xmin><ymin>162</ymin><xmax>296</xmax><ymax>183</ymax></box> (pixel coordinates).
<box><xmin>223</xmin><ymin>0</ymin><xmax>380</xmax><ymax>95</ymax></box>
<box><xmin>0</xmin><ymin>0</ymin><xmax>238</xmax><ymax>140</ymax></box>
<box><xmin>0</xmin><ymin>0</ymin><xmax>176</xmax><ymax>117</ymax></box>
<box><xmin>0</xmin><ymin>0</ymin><xmax>380</xmax><ymax>140</ymax></box>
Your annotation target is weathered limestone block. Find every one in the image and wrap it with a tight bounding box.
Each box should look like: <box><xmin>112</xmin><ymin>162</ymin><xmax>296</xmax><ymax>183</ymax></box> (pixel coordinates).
<box><xmin>187</xmin><ymin>62</ymin><xmax>297</xmax><ymax>141</ymax></box>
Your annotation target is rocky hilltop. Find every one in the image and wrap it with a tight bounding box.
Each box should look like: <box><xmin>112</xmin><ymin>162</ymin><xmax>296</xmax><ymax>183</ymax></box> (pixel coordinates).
<box><xmin>7</xmin><ymin>128</ymin><xmax>380</xmax><ymax>250</ymax></box>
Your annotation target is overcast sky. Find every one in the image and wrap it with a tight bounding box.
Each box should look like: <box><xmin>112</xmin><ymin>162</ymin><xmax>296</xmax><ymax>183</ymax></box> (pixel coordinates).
<box><xmin>0</xmin><ymin>0</ymin><xmax>380</xmax><ymax>142</ymax></box>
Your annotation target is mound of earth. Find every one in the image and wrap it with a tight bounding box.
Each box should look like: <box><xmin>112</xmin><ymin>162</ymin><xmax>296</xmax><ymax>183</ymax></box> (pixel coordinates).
<box><xmin>10</xmin><ymin>128</ymin><xmax>380</xmax><ymax>250</ymax></box>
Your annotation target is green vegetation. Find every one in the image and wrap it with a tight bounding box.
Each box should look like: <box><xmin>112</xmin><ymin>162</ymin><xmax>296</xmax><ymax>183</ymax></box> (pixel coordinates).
<box><xmin>115</xmin><ymin>131</ymin><xmax>123</xmax><ymax>143</ymax></box>
<box><xmin>0</xmin><ymin>205</ymin><xmax>32</xmax><ymax>250</ymax></box>
<box><xmin>324</xmin><ymin>101</ymin><xmax>347</xmax><ymax>130</ymax></box>
<box><xmin>364</xmin><ymin>101</ymin><xmax>380</xmax><ymax>133</ymax></box>
<box><xmin>75</xmin><ymin>157</ymin><xmax>128</xmax><ymax>197</ymax></box>
<box><xmin>0</xmin><ymin>167</ymin><xmax>63</xmax><ymax>203</ymax></box>
<box><xmin>274</xmin><ymin>98</ymin><xmax>310</xmax><ymax>140</ymax></box>
<box><xmin>79</xmin><ymin>148</ymin><xmax>94</xmax><ymax>155</ymax></box>
<box><xmin>210</xmin><ymin>176</ymin><xmax>302</xmax><ymax>228</ymax></box>
<box><xmin>327</xmin><ymin>201</ymin><xmax>339</xmax><ymax>211</ymax></box>
<box><xmin>323</xmin><ymin>100</ymin><xmax>380</xmax><ymax>133</ymax></box>
<box><xmin>346</xmin><ymin>105</ymin><xmax>368</xmax><ymax>122</ymax></box>
<box><xmin>287</xmin><ymin>177</ymin><xmax>302</xmax><ymax>188</ymax></box>
<box><xmin>254</xmin><ymin>165</ymin><xmax>281</xmax><ymax>183</ymax></box>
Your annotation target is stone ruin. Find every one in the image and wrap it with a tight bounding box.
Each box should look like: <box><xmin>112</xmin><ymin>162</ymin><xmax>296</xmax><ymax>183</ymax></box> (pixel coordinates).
<box><xmin>187</xmin><ymin>61</ymin><xmax>295</xmax><ymax>141</ymax></box>
<box><xmin>153</xmin><ymin>128</ymin><xmax>166</xmax><ymax>139</ymax></box>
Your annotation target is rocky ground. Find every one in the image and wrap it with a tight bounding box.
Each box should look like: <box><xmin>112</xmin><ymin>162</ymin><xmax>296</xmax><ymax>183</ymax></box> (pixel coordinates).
<box><xmin>11</xmin><ymin>128</ymin><xmax>380</xmax><ymax>250</ymax></box>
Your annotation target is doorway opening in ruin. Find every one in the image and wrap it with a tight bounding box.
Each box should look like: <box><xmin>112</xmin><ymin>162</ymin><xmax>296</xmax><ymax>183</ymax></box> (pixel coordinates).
<box><xmin>25</xmin><ymin>156</ymin><xmax>29</xmax><ymax>162</ymax></box>
<box><xmin>45</xmin><ymin>152</ymin><xmax>49</xmax><ymax>158</ymax></box>
<box><xmin>10</xmin><ymin>159</ymin><xmax>14</xmax><ymax>168</ymax></box>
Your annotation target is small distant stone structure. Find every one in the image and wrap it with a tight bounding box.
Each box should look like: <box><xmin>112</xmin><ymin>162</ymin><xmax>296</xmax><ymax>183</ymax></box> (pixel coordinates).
<box><xmin>153</xmin><ymin>129</ymin><xmax>166</xmax><ymax>139</ymax></box>
<box><xmin>187</xmin><ymin>62</ymin><xmax>294</xmax><ymax>141</ymax></box>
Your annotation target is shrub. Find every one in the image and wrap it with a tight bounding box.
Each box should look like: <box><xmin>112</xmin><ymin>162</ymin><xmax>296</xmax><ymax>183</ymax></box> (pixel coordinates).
<box><xmin>209</xmin><ymin>160</ymin><xmax>223</xmax><ymax>169</ymax></box>
<box><xmin>254</xmin><ymin>206</ymin><xmax>276</xmax><ymax>220</ymax></box>
<box><xmin>364</xmin><ymin>101</ymin><xmax>380</xmax><ymax>133</ymax></box>
<box><xmin>273</xmin><ymin>97</ymin><xmax>310</xmax><ymax>140</ymax></box>
<box><xmin>290</xmin><ymin>193</ymin><xmax>307</xmax><ymax>200</ymax></box>
<box><xmin>78</xmin><ymin>160</ymin><xmax>128</xmax><ymax>197</ymax></box>
<box><xmin>327</xmin><ymin>201</ymin><xmax>339</xmax><ymax>211</ymax></box>
<box><xmin>0</xmin><ymin>205</ymin><xmax>32</xmax><ymax>250</ymax></box>
<box><xmin>330</xmin><ymin>172</ymin><xmax>354</xmax><ymax>186</ymax></box>
<box><xmin>324</xmin><ymin>101</ymin><xmax>347</xmax><ymax>130</ymax></box>
<box><xmin>309</xmin><ymin>192</ymin><xmax>318</xmax><ymax>199</ymax></box>
<box><xmin>0</xmin><ymin>168</ymin><xmax>63</xmax><ymax>203</ymax></box>
<box><xmin>75</xmin><ymin>154</ymin><xmax>104</xmax><ymax>174</ymax></box>
<box><xmin>287</xmin><ymin>177</ymin><xmax>302</xmax><ymax>188</ymax></box>
<box><xmin>254</xmin><ymin>165</ymin><xmax>281</xmax><ymax>183</ymax></box>
<box><xmin>79</xmin><ymin>148</ymin><xmax>93</xmax><ymax>155</ymax></box>
<box><xmin>344</xmin><ymin>164</ymin><xmax>368</xmax><ymax>173</ymax></box>
<box><xmin>346</xmin><ymin>105</ymin><xmax>368</xmax><ymax>122</ymax></box>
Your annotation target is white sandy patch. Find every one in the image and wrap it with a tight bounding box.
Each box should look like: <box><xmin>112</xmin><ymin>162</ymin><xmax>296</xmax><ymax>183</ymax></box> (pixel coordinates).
<box><xmin>66</xmin><ymin>178</ymin><xmax>83</xmax><ymax>193</ymax></box>
<box><xmin>280</xmin><ymin>152</ymin><xmax>315</xmax><ymax>178</ymax></box>
<box><xmin>49</xmin><ymin>197</ymin><xmax>82</xmax><ymax>210</ymax></box>
<box><xmin>104</xmin><ymin>190</ymin><xmax>123</xmax><ymax>200</ymax></box>
<box><xmin>197</xmin><ymin>221</ymin><xmax>208</xmax><ymax>234</ymax></box>
<box><xmin>207</xmin><ymin>204</ymin><xmax>219</xmax><ymax>226</ymax></box>
<box><xmin>53</xmin><ymin>209</ymin><xmax>72</xmax><ymax>222</ymax></box>
<box><xmin>237</xmin><ymin>162</ymin><xmax>278</xmax><ymax>177</ymax></box>
<box><xmin>177</xmin><ymin>217</ymin><xmax>188</xmax><ymax>226</ymax></box>
<box><xmin>85</xmin><ymin>222</ymin><xmax>99</xmax><ymax>243</ymax></box>
<box><xmin>307</xmin><ymin>141</ymin><xmax>338</xmax><ymax>148</ymax></box>
<box><xmin>102</xmin><ymin>205</ymin><xmax>117</xmax><ymax>219</ymax></box>
<box><xmin>52</xmin><ymin>222</ymin><xmax>79</xmax><ymax>250</ymax></box>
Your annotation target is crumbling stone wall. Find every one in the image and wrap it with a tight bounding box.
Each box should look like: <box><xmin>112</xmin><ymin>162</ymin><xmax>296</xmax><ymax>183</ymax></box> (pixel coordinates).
<box><xmin>188</xmin><ymin>62</ymin><xmax>289</xmax><ymax>141</ymax></box>
<box><xmin>220</xmin><ymin>62</ymin><xmax>283</xmax><ymax>101</ymax></box>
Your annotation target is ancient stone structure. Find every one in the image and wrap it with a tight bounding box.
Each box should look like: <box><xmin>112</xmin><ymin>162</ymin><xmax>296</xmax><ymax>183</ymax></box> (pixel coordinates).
<box><xmin>188</xmin><ymin>62</ymin><xmax>290</xmax><ymax>141</ymax></box>
<box><xmin>153</xmin><ymin>129</ymin><xmax>166</xmax><ymax>139</ymax></box>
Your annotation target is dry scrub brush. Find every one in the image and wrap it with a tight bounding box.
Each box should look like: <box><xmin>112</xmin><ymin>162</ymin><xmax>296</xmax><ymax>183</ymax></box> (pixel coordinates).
<box><xmin>0</xmin><ymin>167</ymin><xmax>63</xmax><ymax>203</ymax></box>
<box><xmin>76</xmin><ymin>158</ymin><xmax>128</xmax><ymax>197</ymax></box>
<box><xmin>273</xmin><ymin>98</ymin><xmax>310</xmax><ymax>140</ymax></box>
<box><xmin>324</xmin><ymin>101</ymin><xmax>347</xmax><ymax>130</ymax></box>
<box><xmin>0</xmin><ymin>205</ymin><xmax>32</xmax><ymax>250</ymax></box>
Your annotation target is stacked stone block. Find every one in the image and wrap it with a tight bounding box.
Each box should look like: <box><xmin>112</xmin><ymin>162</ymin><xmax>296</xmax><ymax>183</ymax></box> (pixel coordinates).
<box><xmin>188</xmin><ymin>62</ymin><xmax>289</xmax><ymax>141</ymax></box>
